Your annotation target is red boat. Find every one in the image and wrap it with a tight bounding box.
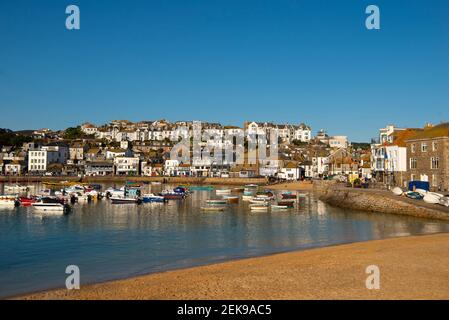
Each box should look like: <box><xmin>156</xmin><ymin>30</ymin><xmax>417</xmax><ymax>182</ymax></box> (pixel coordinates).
<box><xmin>281</xmin><ymin>193</ymin><xmax>297</xmax><ymax>199</ymax></box>
<box><xmin>19</xmin><ymin>196</ymin><xmax>37</xmax><ymax>206</ymax></box>
<box><xmin>277</xmin><ymin>200</ymin><xmax>295</xmax><ymax>207</ymax></box>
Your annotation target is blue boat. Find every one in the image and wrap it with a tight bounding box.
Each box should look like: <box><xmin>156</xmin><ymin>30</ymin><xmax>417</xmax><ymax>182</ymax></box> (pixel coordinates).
<box><xmin>405</xmin><ymin>191</ymin><xmax>424</xmax><ymax>200</ymax></box>
<box><xmin>142</xmin><ymin>194</ymin><xmax>166</xmax><ymax>203</ymax></box>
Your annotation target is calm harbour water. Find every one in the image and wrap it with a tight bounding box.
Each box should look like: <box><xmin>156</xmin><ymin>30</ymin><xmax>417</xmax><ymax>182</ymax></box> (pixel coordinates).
<box><xmin>1</xmin><ymin>182</ymin><xmax>449</xmax><ymax>298</ymax></box>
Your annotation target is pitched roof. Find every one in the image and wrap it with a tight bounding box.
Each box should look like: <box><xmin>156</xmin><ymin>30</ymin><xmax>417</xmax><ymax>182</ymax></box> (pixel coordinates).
<box><xmin>385</xmin><ymin>128</ymin><xmax>423</xmax><ymax>147</ymax></box>
<box><xmin>406</xmin><ymin>123</ymin><xmax>449</xmax><ymax>140</ymax></box>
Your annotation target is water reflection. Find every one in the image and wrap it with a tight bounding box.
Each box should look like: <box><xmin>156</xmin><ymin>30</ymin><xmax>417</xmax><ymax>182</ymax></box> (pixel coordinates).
<box><xmin>1</xmin><ymin>183</ymin><xmax>449</xmax><ymax>297</ymax></box>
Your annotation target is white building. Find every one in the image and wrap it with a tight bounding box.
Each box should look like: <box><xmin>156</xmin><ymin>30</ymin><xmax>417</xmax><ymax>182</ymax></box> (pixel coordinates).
<box><xmin>114</xmin><ymin>157</ymin><xmax>140</xmax><ymax>175</ymax></box>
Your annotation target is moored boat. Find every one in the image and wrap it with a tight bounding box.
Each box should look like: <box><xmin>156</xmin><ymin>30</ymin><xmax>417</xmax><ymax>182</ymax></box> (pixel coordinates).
<box><xmin>110</xmin><ymin>197</ymin><xmax>142</xmax><ymax>204</ymax></box>
<box><xmin>142</xmin><ymin>193</ymin><xmax>166</xmax><ymax>203</ymax></box>
<box><xmin>206</xmin><ymin>199</ymin><xmax>228</xmax><ymax>205</ymax></box>
<box><xmin>216</xmin><ymin>189</ymin><xmax>231</xmax><ymax>195</ymax></box>
<box><xmin>281</xmin><ymin>192</ymin><xmax>297</xmax><ymax>199</ymax></box>
<box><xmin>189</xmin><ymin>186</ymin><xmax>214</xmax><ymax>191</ymax></box>
<box><xmin>19</xmin><ymin>196</ymin><xmax>37</xmax><ymax>206</ymax></box>
<box><xmin>223</xmin><ymin>195</ymin><xmax>239</xmax><ymax>204</ymax></box>
<box><xmin>31</xmin><ymin>202</ymin><xmax>70</xmax><ymax>213</ymax></box>
<box><xmin>0</xmin><ymin>195</ymin><xmax>19</xmax><ymax>207</ymax></box>
<box><xmin>249</xmin><ymin>204</ymin><xmax>269</xmax><ymax>211</ymax></box>
<box><xmin>277</xmin><ymin>200</ymin><xmax>295</xmax><ymax>208</ymax></box>
<box><xmin>271</xmin><ymin>205</ymin><xmax>290</xmax><ymax>210</ymax></box>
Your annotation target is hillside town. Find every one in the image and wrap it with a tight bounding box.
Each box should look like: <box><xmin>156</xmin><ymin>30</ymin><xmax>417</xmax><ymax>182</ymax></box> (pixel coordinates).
<box><xmin>0</xmin><ymin>120</ymin><xmax>448</xmax><ymax>192</ymax></box>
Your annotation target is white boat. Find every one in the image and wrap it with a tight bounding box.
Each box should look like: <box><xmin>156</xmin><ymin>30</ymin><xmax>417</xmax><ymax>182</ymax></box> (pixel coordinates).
<box><xmin>31</xmin><ymin>202</ymin><xmax>67</xmax><ymax>212</ymax></box>
<box><xmin>151</xmin><ymin>181</ymin><xmax>162</xmax><ymax>185</ymax></box>
<box><xmin>392</xmin><ymin>187</ymin><xmax>403</xmax><ymax>196</ymax></box>
<box><xmin>249</xmin><ymin>197</ymin><xmax>272</xmax><ymax>204</ymax></box>
<box><xmin>216</xmin><ymin>189</ymin><xmax>231</xmax><ymax>195</ymax></box>
<box><xmin>250</xmin><ymin>204</ymin><xmax>269</xmax><ymax>211</ymax></box>
<box><xmin>0</xmin><ymin>195</ymin><xmax>19</xmax><ymax>207</ymax></box>
<box><xmin>423</xmin><ymin>193</ymin><xmax>441</xmax><ymax>204</ymax></box>
<box><xmin>242</xmin><ymin>195</ymin><xmax>254</xmax><ymax>201</ymax></box>
<box><xmin>439</xmin><ymin>197</ymin><xmax>449</xmax><ymax>207</ymax></box>
<box><xmin>271</xmin><ymin>205</ymin><xmax>290</xmax><ymax>210</ymax></box>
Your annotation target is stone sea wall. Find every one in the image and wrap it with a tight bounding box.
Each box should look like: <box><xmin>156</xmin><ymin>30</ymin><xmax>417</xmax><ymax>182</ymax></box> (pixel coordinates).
<box><xmin>314</xmin><ymin>180</ymin><xmax>449</xmax><ymax>221</ymax></box>
<box><xmin>0</xmin><ymin>175</ymin><xmax>267</xmax><ymax>186</ymax></box>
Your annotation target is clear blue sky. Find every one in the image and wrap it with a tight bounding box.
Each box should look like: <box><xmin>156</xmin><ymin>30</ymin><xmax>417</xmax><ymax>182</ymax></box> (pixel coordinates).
<box><xmin>0</xmin><ymin>0</ymin><xmax>448</xmax><ymax>141</ymax></box>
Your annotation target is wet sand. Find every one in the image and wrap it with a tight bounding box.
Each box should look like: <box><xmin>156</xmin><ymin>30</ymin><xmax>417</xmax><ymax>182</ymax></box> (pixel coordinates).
<box><xmin>18</xmin><ymin>233</ymin><xmax>449</xmax><ymax>300</ymax></box>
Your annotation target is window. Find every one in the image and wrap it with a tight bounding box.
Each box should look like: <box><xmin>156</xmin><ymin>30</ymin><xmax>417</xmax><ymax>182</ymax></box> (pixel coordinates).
<box><xmin>410</xmin><ymin>158</ymin><xmax>417</xmax><ymax>169</ymax></box>
<box><xmin>431</xmin><ymin>157</ymin><xmax>439</xmax><ymax>169</ymax></box>
<box><xmin>411</xmin><ymin>174</ymin><xmax>416</xmax><ymax>181</ymax></box>
<box><xmin>432</xmin><ymin>141</ymin><xmax>438</xmax><ymax>151</ymax></box>
<box><xmin>411</xmin><ymin>144</ymin><xmax>416</xmax><ymax>153</ymax></box>
<box><xmin>421</xmin><ymin>143</ymin><xmax>428</xmax><ymax>152</ymax></box>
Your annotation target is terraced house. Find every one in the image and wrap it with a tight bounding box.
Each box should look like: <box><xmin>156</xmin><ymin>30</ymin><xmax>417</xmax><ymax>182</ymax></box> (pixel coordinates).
<box><xmin>406</xmin><ymin>123</ymin><xmax>449</xmax><ymax>191</ymax></box>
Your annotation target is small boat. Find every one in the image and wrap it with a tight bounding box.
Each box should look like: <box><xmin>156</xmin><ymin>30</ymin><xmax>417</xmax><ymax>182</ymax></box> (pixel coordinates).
<box><xmin>392</xmin><ymin>187</ymin><xmax>403</xmax><ymax>196</ymax></box>
<box><xmin>405</xmin><ymin>191</ymin><xmax>424</xmax><ymax>200</ymax></box>
<box><xmin>423</xmin><ymin>193</ymin><xmax>442</xmax><ymax>204</ymax></box>
<box><xmin>439</xmin><ymin>197</ymin><xmax>449</xmax><ymax>207</ymax></box>
<box><xmin>281</xmin><ymin>192</ymin><xmax>297</xmax><ymax>199</ymax></box>
<box><xmin>206</xmin><ymin>199</ymin><xmax>228</xmax><ymax>205</ymax></box>
<box><xmin>189</xmin><ymin>186</ymin><xmax>214</xmax><ymax>191</ymax></box>
<box><xmin>151</xmin><ymin>181</ymin><xmax>162</xmax><ymax>185</ymax></box>
<box><xmin>232</xmin><ymin>187</ymin><xmax>245</xmax><ymax>193</ymax></box>
<box><xmin>242</xmin><ymin>195</ymin><xmax>254</xmax><ymax>201</ymax></box>
<box><xmin>201</xmin><ymin>206</ymin><xmax>226</xmax><ymax>212</ymax></box>
<box><xmin>0</xmin><ymin>195</ymin><xmax>19</xmax><ymax>207</ymax></box>
<box><xmin>19</xmin><ymin>196</ymin><xmax>37</xmax><ymax>206</ymax></box>
<box><xmin>224</xmin><ymin>196</ymin><xmax>239</xmax><ymax>204</ymax></box>
<box><xmin>277</xmin><ymin>200</ymin><xmax>295</xmax><ymax>207</ymax></box>
<box><xmin>250</xmin><ymin>204</ymin><xmax>269</xmax><ymax>211</ymax></box>
<box><xmin>110</xmin><ymin>197</ymin><xmax>142</xmax><ymax>204</ymax></box>
<box><xmin>216</xmin><ymin>189</ymin><xmax>231</xmax><ymax>195</ymax></box>
<box><xmin>142</xmin><ymin>193</ymin><xmax>166</xmax><ymax>203</ymax></box>
<box><xmin>32</xmin><ymin>202</ymin><xmax>69</xmax><ymax>213</ymax></box>
<box><xmin>249</xmin><ymin>197</ymin><xmax>272</xmax><ymax>204</ymax></box>
<box><xmin>271</xmin><ymin>205</ymin><xmax>290</xmax><ymax>210</ymax></box>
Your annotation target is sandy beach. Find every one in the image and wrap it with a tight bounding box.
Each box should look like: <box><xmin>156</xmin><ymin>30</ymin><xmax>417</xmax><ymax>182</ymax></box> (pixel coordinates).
<box><xmin>18</xmin><ymin>232</ymin><xmax>449</xmax><ymax>300</ymax></box>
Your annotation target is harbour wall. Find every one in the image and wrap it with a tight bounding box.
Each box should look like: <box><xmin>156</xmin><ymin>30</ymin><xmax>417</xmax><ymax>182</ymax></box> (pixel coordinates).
<box><xmin>313</xmin><ymin>180</ymin><xmax>449</xmax><ymax>221</ymax></box>
<box><xmin>0</xmin><ymin>175</ymin><xmax>268</xmax><ymax>186</ymax></box>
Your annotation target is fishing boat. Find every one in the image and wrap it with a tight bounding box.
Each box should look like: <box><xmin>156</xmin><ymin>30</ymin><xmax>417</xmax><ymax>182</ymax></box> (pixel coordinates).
<box><xmin>142</xmin><ymin>193</ymin><xmax>166</xmax><ymax>203</ymax></box>
<box><xmin>281</xmin><ymin>192</ymin><xmax>297</xmax><ymax>199</ymax></box>
<box><xmin>0</xmin><ymin>195</ymin><xmax>19</xmax><ymax>207</ymax></box>
<box><xmin>206</xmin><ymin>199</ymin><xmax>228</xmax><ymax>205</ymax></box>
<box><xmin>201</xmin><ymin>206</ymin><xmax>226</xmax><ymax>212</ymax></box>
<box><xmin>160</xmin><ymin>189</ymin><xmax>186</xmax><ymax>200</ymax></box>
<box><xmin>391</xmin><ymin>187</ymin><xmax>403</xmax><ymax>196</ymax></box>
<box><xmin>405</xmin><ymin>191</ymin><xmax>424</xmax><ymax>200</ymax></box>
<box><xmin>110</xmin><ymin>197</ymin><xmax>142</xmax><ymax>204</ymax></box>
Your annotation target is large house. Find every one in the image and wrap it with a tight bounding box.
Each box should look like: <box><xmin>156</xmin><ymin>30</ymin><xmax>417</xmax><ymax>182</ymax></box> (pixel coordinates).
<box><xmin>405</xmin><ymin>123</ymin><xmax>449</xmax><ymax>191</ymax></box>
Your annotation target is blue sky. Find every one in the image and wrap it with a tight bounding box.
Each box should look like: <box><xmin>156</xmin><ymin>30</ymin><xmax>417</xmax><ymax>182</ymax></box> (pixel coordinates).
<box><xmin>0</xmin><ymin>0</ymin><xmax>448</xmax><ymax>141</ymax></box>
